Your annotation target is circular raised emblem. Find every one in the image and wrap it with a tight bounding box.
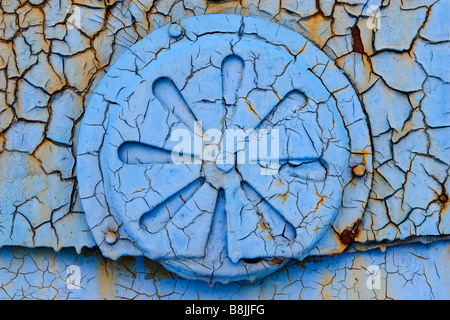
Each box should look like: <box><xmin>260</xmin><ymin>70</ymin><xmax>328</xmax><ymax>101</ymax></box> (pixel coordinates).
<box><xmin>77</xmin><ymin>14</ymin><xmax>372</xmax><ymax>283</ymax></box>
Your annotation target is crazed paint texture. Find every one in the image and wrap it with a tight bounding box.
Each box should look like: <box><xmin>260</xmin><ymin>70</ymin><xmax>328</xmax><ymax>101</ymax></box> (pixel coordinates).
<box><xmin>0</xmin><ymin>0</ymin><xmax>449</xmax><ymax>298</ymax></box>
<box><xmin>0</xmin><ymin>240</ymin><xmax>448</xmax><ymax>299</ymax></box>
<box><xmin>77</xmin><ymin>14</ymin><xmax>374</xmax><ymax>283</ymax></box>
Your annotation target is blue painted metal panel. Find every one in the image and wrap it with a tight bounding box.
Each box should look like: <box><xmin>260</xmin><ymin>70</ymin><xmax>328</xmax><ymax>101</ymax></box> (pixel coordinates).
<box><xmin>0</xmin><ymin>0</ymin><xmax>448</xmax><ymax>298</ymax></box>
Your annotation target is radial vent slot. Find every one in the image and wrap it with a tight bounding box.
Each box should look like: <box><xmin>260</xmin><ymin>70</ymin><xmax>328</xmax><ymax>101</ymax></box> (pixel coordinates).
<box><xmin>257</xmin><ymin>89</ymin><xmax>307</xmax><ymax>131</ymax></box>
<box><xmin>139</xmin><ymin>178</ymin><xmax>205</xmax><ymax>233</ymax></box>
<box><xmin>152</xmin><ymin>77</ymin><xmax>197</xmax><ymax>130</ymax></box>
<box><xmin>118</xmin><ymin>142</ymin><xmax>174</xmax><ymax>164</ymax></box>
<box><xmin>221</xmin><ymin>55</ymin><xmax>245</xmax><ymax>106</ymax></box>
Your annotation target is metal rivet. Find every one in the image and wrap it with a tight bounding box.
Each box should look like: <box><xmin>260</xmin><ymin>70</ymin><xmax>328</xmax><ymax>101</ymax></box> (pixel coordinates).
<box><xmin>439</xmin><ymin>194</ymin><xmax>448</xmax><ymax>204</ymax></box>
<box><xmin>339</xmin><ymin>220</ymin><xmax>361</xmax><ymax>245</ymax></box>
<box><xmin>352</xmin><ymin>164</ymin><xmax>366</xmax><ymax>177</ymax></box>
<box><xmin>105</xmin><ymin>231</ymin><xmax>118</xmax><ymax>245</ymax></box>
<box><xmin>169</xmin><ymin>23</ymin><xmax>184</xmax><ymax>38</ymax></box>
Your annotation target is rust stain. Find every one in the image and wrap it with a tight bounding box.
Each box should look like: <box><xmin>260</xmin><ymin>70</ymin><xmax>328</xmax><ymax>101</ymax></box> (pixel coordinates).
<box><xmin>353</xmin><ymin>150</ymin><xmax>372</xmax><ymax>164</ymax></box>
<box><xmin>273</xmin><ymin>89</ymin><xmax>281</xmax><ymax>101</ymax></box>
<box><xmin>257</xmin><ymin>212</ymin><xmax>273</xmax><ymax>240</ymax></box>
<box><xmin>299</xmin><ymin>15</ymin><xmax>331</xmax><ymax>47</ymax></box>
<box><xmin>320</xmin><ymin>275</ymin><xmax>332</xmax><ymax>300</ymax></box>
<box><xmin>246</xmin><ymin>102</ymin><xmax>259</xmax><ymax>118</ymax></box>
<box><xmin>438</xmin><ymin>193</ymin><xmax>448</xmax><ymax>205</ymax></box>
<box><xmin>438</xmin><ymin>191</ymin><xmax>448</xmax><ymax>211</ymax></box>
<box><xmin>321</xmin><ymin>275</ymin><xmax>331</xmax><ymax>285</ymax></box>
<box><xmin>206</xmin><ymin>0</ymin><xmax>244</xmax><ymax>15</ymax></box>
<box><xmin>352</xmin><ymin>164</ymin><xmax>366</xmax><ymax>177</ymax></box>
<box><xmin>314</xmin><ymin>188</ymin><xmax>325</xmax><ymax>211</ymax></box>
<box><xmin>351</xmin><ymin>25</ymin><xmax>364</xmax><ymax>54</ymax></box>
<box><xmin>96</xmin><ymin>256</ymin><xmax>116</xmax><ymax>299</ymax></box>
<box><xmin>258</xmin><ymin>220</ymin><xmax>269</xmax><ymax>231</ymax></box>
<box><xmin>351</xmin><ymin>150</ymin><xmax>372</xmax><ymax>178</ymax></box>
<box><xmin>278</xmin><ymin>191</ymin><xmax>289</xmax><ymax>204</ymax></box>
<box><xmin>269</xmin><ymin>257</ymin><xmax>284</xmax><ymax>265</ymax></box>
<box><xmin>339</xmin><ymin>220</ymin><xmax>361</xmax><ymax>245</ymax></box>
<box><xmin>295</xmin><ymin>255</ymin><xmax>323</xmax><ymax>269</ymax></box>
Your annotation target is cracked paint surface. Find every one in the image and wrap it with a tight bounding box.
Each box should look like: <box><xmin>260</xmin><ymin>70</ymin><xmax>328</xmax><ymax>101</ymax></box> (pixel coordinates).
<box><xmin>0</xmin><ymin>0</ymin><xmax>449</xmax><ymax>296</ymax></box>
<box><xmin>0</xmin><ymin>240</ymin><xmax>448</xmax><ymax>299</ymax></box>
<box><xmin>77</xmin><ymin>13</ymin><xmax>372</xmax><ymax>283</ymax></box>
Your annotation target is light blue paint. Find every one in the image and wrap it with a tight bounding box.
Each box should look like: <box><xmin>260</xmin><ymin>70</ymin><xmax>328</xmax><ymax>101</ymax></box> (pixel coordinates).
<box><xmin>77</xmin><ymin>14</ymin><xmax>372</xmax><ymax>283</ymax></box>
<box><xmin>0</xmin><ymin>240</ymin><xmax>448</xmax><ymax>299</ymax></box>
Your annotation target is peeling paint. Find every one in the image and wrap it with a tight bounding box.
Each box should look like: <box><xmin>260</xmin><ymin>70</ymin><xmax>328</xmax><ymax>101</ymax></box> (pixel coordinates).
<box><xmin>0</xmin><ymin>0</ymin><xmax>448</xmax><ymax>298</ymax></box>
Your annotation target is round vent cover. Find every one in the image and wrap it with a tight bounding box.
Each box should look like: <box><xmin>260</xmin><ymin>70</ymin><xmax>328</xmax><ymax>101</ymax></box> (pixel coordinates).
<box><xmin>77</xmin><ymin>14</ymin><xmax>372</xmax><ymax>284</ymax></box>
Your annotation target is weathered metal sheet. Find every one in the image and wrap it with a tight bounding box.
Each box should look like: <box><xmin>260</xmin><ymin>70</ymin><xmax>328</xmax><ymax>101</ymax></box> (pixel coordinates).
<box><xmin>77</xmin><ymin>14</ymin><xmax>373</xmax><ymax>283</ymax></box>
<box><xmin>0</xmin><ymin>240</ymin><xmax>448</xmax><ymax>299</ymax></box>
<box><xmin>0</xmin><ymin>0</ymin><xmax>448</xmax><ymax>298</ymax></box>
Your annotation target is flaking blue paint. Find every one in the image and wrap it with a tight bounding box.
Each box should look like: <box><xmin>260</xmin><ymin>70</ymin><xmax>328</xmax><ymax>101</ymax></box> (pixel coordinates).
<box><xmin>0</xmin><ymin>0</ymin><xmax>448</xmax><ymax>299</ymax></box>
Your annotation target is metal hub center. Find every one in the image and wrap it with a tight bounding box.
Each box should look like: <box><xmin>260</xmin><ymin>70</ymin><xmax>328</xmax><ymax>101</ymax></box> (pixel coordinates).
<box><xmin>214</xmin><ymin>152</ymin><xmax>235</xmax><ymax>173</ymax></box>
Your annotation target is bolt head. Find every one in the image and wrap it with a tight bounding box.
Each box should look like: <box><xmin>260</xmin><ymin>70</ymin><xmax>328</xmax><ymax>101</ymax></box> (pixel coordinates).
<box><xmin>169</xmin><ymin>23</ymin><xmax>184</xmax><ymax>38</ymax></box>
<box><xmin>439</xmin><ymin>194</ymin><xmax>448</xmax><ymax>204</ymax></box>
<box><xmin>105</xmin><ymin>231</ymin><xmax>118</xmax><ymax>245</ymax></box>
<box><xmin>352</xmin><ymin>164</ymin><xmax>366</xmax><ymax>177</ymax></box>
